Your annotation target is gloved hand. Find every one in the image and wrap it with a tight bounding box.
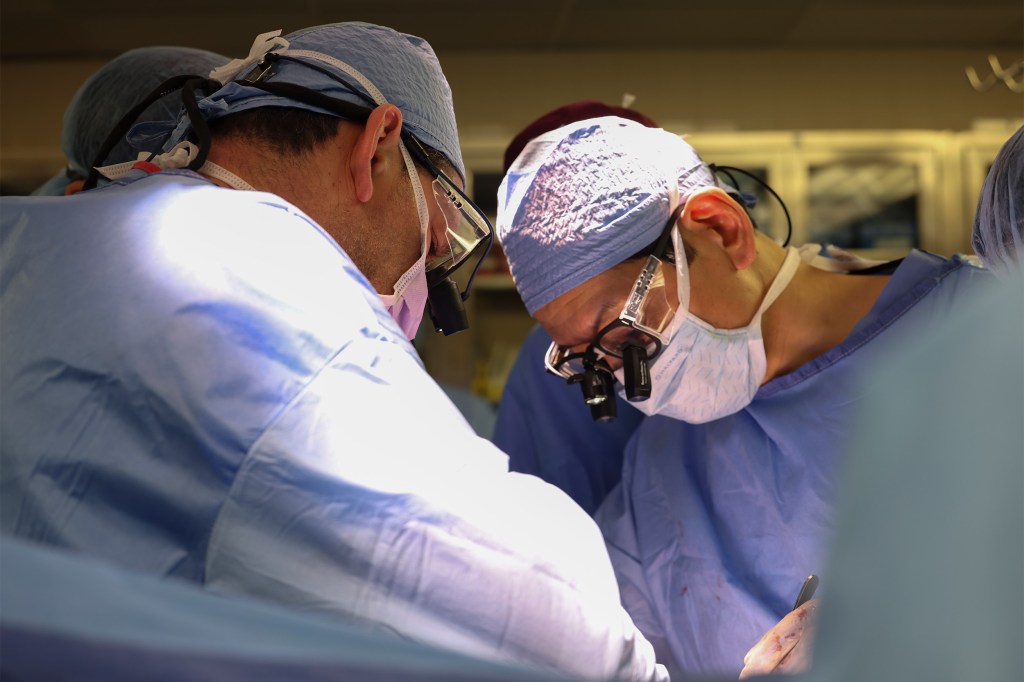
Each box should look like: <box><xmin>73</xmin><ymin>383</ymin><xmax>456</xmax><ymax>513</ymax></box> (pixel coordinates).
<box><xmin>738</xmin><ymin>598</ymin><xmax>818</xmax><ymax>678</ymax></box>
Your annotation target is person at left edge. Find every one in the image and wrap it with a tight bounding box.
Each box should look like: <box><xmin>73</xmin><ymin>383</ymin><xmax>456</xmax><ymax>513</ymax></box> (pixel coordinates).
<box><xmin>0</xmin><ymin>23</ymin><xmax>667</xmax><ymax>682</ymax></box>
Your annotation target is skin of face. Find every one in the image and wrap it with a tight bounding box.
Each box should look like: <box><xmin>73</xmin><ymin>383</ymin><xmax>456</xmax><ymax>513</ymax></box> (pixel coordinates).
<box><xmin>535</xmin><ymin>259</ymin><xmax>656</xmax><ymax>372</ymax></box>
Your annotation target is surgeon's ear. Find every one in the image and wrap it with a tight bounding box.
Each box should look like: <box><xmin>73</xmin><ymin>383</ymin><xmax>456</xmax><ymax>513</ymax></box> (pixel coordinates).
<box><xmin>351</xmin><ymin>103</ymin><xmax>404</xmax><ymax>204</ymax></box>
<box><xmin>680</xmin><ymin>189</ymin><xmax>756</xmax><ymax>270</ymax></box>
<box><xmin>64</xmin><ymin>179</ymin><xmax>85</xmax><ymax>195</ymax></box>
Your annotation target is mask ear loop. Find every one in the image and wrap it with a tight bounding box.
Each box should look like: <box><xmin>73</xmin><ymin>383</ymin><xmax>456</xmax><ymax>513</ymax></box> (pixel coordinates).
<box><xmin>621</xmin><ymin>344</ymin><xmax>651</xmax><ymax>402</ymax></box>
<box><xmin>666</xmin><ymin>184</ymin><xmax>691</xmax><ymax>334</ymax></box>
<box><xmin>396</xmin><ymin>141</ymin><xmax>432</xmax><ymax>291</ymax></box>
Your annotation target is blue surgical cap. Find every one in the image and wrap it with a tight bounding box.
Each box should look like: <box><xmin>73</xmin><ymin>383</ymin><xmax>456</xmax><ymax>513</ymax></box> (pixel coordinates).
<box><xmin>496</xmin><ymin>117</ymin><xmax>717</xmax><ymax>315</ymax></box>
<box><xmin>972</xmin><ymin>124</ymin><xmax>1024</xmax><ymax>279</ymax></box>
<box><xmin>32</xmin><ymin>46</ymin><xmax>228</xmax><ymax>196</ymax></box>
<box><xmin>165</xmin><ymin>22</ymin><xmax>464</xmax><ymax>181</ymax></box>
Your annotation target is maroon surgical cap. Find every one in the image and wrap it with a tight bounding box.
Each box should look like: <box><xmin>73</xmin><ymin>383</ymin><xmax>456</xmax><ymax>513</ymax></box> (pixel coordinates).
<box><xmin>502</xmin><ymin>100</ymin><xmax>658</xmax><ymax>173</ymax></box>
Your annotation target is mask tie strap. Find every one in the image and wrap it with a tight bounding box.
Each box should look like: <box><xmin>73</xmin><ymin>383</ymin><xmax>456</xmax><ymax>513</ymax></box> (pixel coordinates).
<box><xmin>751</xmin><ymin>246</ymin><xmax>801</xmax><ymax>324</ymax></box>
<box><xmin>197</xmin><ymin>162</ymin><xmax>257</xmax><ymax>191</ymax></box>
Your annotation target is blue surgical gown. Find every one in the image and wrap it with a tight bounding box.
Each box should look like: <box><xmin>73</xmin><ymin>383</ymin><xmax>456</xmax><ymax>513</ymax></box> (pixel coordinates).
<box><xmin>594</xmin><ymin>250</ymin><xmax>996</xmax><ymax>677</ymax></box>
<box><xmin>0</xmin><ymin>170</ymin><xmax>666</xmax><ymax>682</ymax></box>
<box><xmin>807</xmin><ymin>271</ymin><xmax>1024</xmax><ymax>682</ymax></box>
<box><xmin>495</xmin><ymin>324</ymin><xmax>645</xmax><ymax>515</ymax></box>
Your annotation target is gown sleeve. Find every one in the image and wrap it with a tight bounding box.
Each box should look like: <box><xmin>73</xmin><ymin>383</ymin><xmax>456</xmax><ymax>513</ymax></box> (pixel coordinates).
<box><xmin>205</xmin><ymin>322</ymin><xmax>668</xmax><ymax>682</ymax></box>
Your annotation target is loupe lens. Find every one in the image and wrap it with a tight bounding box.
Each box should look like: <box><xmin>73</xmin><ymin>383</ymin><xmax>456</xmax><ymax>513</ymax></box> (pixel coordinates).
<box><xmin>426</xmin><ymin>176</ymin><xmax>491</xmax><ymax>280</ymax></box>
<box><xmin>580</xmin><ymin>367</ymin><xmax>609</xmax><ymax>405</ymax></box>
<box><xmin>426</xmin><ymin>274</ymin><xmax>468</xmax><ymax>335</ymax></box>
<box><xmin>622</xmin><ymin>344</ymin><xmax>651</xmax><ymax>402</ymax></box>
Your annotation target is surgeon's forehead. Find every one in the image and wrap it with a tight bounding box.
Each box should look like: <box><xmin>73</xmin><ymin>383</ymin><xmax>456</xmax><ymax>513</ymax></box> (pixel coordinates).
<box><xmin>536</xmin><ymin>266</ymin><xmax>634</xmax><ymax>346</ymax></box>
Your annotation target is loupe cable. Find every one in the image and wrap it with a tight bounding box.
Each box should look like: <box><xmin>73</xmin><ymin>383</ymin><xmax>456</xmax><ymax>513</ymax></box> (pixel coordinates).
<box><xmin>83</xmin><ymin>74</ymin><xmax>213</xmax><ymax>190</ymax></box>
<box><xmin>180</xmin><ymin>78</ymin><xmax>223</xmax><ymax>171</ymax></box>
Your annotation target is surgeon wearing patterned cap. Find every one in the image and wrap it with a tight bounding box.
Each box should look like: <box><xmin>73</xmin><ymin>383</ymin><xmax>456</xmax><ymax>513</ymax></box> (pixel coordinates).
<box><xmin>496</xmin><ymin>116</ymin><xmax>996</xmax><ymax>678</ymax></box>
<box><xmin>32</xmin><ymin>46</ymin><xmax>229</xmax><ymax>196</ymax></box>
<box><xmin>0</xmin><ymin>24</ymin><xmax>668</xmax><ymax>681</ymax></box>
<box><xmin>494</xmin><ymin>101</ymin><xmax>656</xmax><ymax>517</ymax></box>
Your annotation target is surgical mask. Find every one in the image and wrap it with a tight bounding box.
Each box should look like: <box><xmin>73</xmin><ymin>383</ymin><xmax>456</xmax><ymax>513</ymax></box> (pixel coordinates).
<box><xmin>378</xmin><ymin>142</ymin><xmax>432</xmax><ymax>339</ymax></box>
<box><xmin>616</xmin><ymin>245</ymin><xmax>801</xmax><ymax>423</ymax></box>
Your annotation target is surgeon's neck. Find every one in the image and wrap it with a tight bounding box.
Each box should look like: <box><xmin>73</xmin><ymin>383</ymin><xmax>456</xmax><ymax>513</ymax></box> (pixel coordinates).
<box><xmin>199</xmin><ymin>130</ymin><xmax>352</xmax><ymax>221</ymax></box>
<box><xmin>760</xmin><ymin>255</ymin><xmax>890</xmax><ymax>383</ymax></box>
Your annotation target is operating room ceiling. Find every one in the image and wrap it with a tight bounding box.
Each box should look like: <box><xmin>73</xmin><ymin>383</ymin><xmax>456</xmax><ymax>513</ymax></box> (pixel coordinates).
<box><xmin>1</xmin><ymin>0</ymin><xmax>1021</xmax><ymax>61</ymax></box>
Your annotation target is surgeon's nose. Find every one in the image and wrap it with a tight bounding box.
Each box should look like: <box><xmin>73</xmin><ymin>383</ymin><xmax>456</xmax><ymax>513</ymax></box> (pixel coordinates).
<box><xmin>425</xmin><ymin>213</ymin><xmax>448</xmax><ymax>260</ymax></box>
<box><xmin>603</xmin><ymin>355</ymin><xmax>624</xmax><ymax>372</ymax></box>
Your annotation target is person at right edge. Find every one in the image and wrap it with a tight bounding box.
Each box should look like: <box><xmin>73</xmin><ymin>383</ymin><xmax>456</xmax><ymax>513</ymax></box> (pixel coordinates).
<box><xmin>778</xmin><ymin>122</ymin><xmax>1023</xmax><ymax>682</ymax></box>
<box><xmin>495</xmin><ymin>116</ymin><xmax>996</xmax><ymax>678</ymax></box>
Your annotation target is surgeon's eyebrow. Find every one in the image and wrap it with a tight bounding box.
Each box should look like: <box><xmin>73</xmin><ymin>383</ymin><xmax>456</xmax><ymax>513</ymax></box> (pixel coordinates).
<box><xmin>550</xmin><ymin>290</ymin><xmax>624</xmax><ymax>349</ymax></box>
<box><xmin>580</xmin><ymin>298</ymin><xmax>621</xmax><ymax>344</ymax></box>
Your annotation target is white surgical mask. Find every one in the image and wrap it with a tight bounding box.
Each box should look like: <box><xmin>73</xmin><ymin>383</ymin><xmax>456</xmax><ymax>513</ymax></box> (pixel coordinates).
<box><xmin>378</xmin><ymin>142</ymin><xmax>432</xmax><ymax>339</ymax></box>
<box><xmin>616</xmin><ymin>246</ymin><xmax>801</xmax><ymax>423</ymax></box>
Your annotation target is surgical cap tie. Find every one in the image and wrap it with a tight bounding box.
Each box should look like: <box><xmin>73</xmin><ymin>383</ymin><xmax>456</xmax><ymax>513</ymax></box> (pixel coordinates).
<box><xmin>278</xmin><ymin>50</ymin><xmax>388</xmax><ymax>105</ymax></box>
<box><xmin>207</xmin><ymin>30</ymin><xmax>290</xmax><ymax>86</ymax></box>
<box><xmin>95</xmin><ymin>141</ymin><xmax>256</xmax><ymax>191</ymax></box>
<box><xmin>95</xmin><ymin>140</ymin><xmax>197</xmax><ymax>179</ymax></box>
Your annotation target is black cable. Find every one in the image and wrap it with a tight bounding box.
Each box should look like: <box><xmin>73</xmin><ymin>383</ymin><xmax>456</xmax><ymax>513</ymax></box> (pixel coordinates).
<box><xmin>713</xmin><ymin>166</ymin><xmax>761</xmax><ymax>231</ymax></box>
<box><xmin>709</xmin><ymin>163</ymin><xmax>793</xmax><ymax>247</ymax></box>
<box><xmin>181</xmin><ymin>78</ymin><xmax>222</xmax><ymax>171</ymax></box>
<box><xmin>83</xmin><ymin>74</ymin><xmax>206</xmax><ymax>190</ymax></box>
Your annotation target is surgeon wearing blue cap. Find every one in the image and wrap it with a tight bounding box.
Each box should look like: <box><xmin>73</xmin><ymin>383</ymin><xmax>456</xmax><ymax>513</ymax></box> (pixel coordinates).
<box><xmin>496</xmin><ymin>117</ymin><xmax>997</xmax><ymax>678</ymax></box>
<box><xmin>32</xmin><ymin>46</ymin><xmax>229</xmax><ymax>196</ymax></box>
<box><xmin>1</xmin><ymin>24</ymin><xmax>668</xmax><ymax>681</ymax></box>
<box><xmin>494</xmin><ymin>101</ymin><xmax>656</xmax><ymax>517</ymax></box>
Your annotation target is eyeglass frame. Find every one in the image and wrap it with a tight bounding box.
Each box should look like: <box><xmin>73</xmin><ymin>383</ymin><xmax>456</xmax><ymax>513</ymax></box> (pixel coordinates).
<box><xmin>544</xmin><ymin>202</ymin><xmax>686</xmax><ymax>381</ymax></box>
